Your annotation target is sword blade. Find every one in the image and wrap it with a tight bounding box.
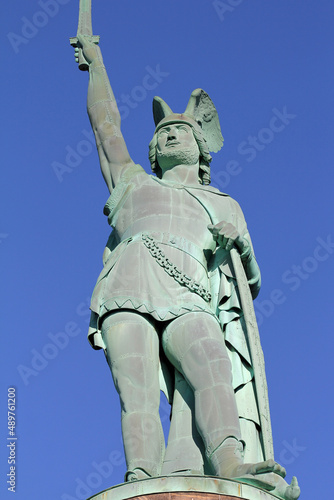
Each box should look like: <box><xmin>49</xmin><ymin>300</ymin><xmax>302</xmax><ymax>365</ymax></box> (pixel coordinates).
<box><xmin>77</xmin><ymin>0</ymin><xmax>93</xmax><ymax>36</ymax></box>
<box><xmin>230</xmin><ymin>247</ymin><xmax>274</xmax><ymax>461</ymax></box>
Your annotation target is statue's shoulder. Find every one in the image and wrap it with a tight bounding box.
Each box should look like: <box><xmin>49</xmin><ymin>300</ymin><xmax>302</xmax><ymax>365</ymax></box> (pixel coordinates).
<box><xmin>119</xmin><ymin>163</ymin><xmax>147</xmax><ymax>183</ymax></box>
<box><xmin>186</xmin><ymin>184</ymin><xmax>247</xmax><ymax>228</ymax></box>
<box><xmin>186</xmin><ymin>183</ymin><xmax>236</xmax><ymax>208</ymax></box>
<box><xmin>206</xmin><ymin>186</ymin><xmax>244</xmax><ymax>214</ymax></box>
<box><xmin>185</xmin><ymin>183</ymin><xmax>228</xmax><ymax>197</ymax></box>
<box><xmin>103</xmin><ymin>164</ymin><xmax>148</xmax><ymax>223</ymax></box>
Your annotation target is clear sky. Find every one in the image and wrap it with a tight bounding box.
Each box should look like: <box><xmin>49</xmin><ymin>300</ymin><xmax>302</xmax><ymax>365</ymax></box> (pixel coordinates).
<box><xmin>1</xmin><ymin>1</ymin><xmax>334</xmax><ymax>499</ymax></box>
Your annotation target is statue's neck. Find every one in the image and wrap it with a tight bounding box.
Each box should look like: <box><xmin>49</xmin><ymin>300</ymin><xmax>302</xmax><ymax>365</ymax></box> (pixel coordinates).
<box><xmin>161</xmin><ymin>163</ymin><xmax>200</xmax><ymax>186</ymax></box>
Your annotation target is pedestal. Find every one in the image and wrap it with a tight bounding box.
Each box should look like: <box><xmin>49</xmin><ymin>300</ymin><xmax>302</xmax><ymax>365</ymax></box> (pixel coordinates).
<box><xmin>88</xmin><ymin>476</ymin><xmax>279</xmax><ymax>500</ymax></box>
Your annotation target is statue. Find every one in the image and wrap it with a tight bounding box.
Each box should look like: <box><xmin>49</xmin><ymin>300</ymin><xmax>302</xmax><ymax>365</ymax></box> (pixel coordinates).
<box><xmin>70</xmin><ymin>4</ymin><xmax>300</xmax><ymax>499</ymax></box>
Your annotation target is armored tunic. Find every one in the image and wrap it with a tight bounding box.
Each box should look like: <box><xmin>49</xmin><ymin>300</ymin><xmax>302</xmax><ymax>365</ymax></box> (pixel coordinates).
<box><xmin>88</xmin><ymin>164</ymin><xmax>258</xmax><ymax>348</ymax></box>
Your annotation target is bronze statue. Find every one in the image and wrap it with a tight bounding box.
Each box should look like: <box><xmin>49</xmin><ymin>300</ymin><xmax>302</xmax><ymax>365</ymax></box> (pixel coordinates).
<box><xmin>71</xmin><ymin>5</ymin><xmax>300</xmax><ymax>499</ymax></box>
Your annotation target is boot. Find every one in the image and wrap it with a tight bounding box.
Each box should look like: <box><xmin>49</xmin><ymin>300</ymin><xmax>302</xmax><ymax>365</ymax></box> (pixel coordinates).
<box><xmin>208</xmin><ymin>436</ymin><xmax>245</xmax><ymax>478</ymax></box>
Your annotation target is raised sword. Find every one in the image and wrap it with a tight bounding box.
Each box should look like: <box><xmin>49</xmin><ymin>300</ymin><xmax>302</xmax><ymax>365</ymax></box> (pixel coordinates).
<box><xmin>70</xmin><ymin>0</ymin><xmax>100</xmax><ymax>71</ymax></box>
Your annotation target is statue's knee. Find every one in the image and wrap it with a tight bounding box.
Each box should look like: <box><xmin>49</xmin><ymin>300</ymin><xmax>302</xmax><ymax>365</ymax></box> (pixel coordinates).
<box><xmin>112</xmin><ymin>361</ymin><xmax>160</xmax><ymax>412</ymax></box>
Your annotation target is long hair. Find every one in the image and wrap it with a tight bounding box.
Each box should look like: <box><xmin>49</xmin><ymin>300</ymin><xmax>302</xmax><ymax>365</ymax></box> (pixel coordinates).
<box><xmin>148</xmin><ymin>126</ymin><xmax>212</xmax><ymax>185</ymax></box>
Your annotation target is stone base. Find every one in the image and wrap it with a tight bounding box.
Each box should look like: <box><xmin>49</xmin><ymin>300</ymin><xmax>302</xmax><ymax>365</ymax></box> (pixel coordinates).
<box><xmin>87</xmin><ymin>476</ymin><xmax>279</xmax><ymax>500</ymax></box>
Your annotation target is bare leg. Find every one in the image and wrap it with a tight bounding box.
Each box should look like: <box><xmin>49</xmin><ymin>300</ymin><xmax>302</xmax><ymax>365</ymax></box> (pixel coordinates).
<box><xmin>101</xmin><ymin>311</ymin><xmax>165</xmax><ymax>480</ymax></box>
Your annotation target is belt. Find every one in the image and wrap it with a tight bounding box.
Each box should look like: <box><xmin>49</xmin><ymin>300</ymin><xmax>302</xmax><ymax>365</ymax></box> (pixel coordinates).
<box><xmin>122</xmin><ymin>229</ymin><xmax>207</xmax><ymax>270</ymax></box>
<box><xmin>141</xmin><ymin>233</ymin><xmax>211</xmax><ymax>303</ymax></box>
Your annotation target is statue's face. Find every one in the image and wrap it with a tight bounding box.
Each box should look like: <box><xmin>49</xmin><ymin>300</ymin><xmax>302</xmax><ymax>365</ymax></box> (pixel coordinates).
<box><xmin>156</xmin><ymin>123</ymin><xmax>197</xmax><ymax>152</ymax></box>
<box><xmin>156</xmin><ymin>123</ymin><xmax>200</xmax><ymax>171</ymax></box>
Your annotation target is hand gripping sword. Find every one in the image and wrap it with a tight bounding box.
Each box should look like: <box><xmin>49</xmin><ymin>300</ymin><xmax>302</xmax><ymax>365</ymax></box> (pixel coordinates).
<box><xmin>70</xmin><ymin>0</ymin><xmax>100</xmax><ymax>71</ymax></box>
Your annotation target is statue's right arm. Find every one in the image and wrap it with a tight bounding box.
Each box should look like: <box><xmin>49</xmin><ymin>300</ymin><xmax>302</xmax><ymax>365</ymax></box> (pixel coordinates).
<box><xmin>76</xmin><ymin>36</ymin><xmax>136</xmax><ymax>192</ymax></box>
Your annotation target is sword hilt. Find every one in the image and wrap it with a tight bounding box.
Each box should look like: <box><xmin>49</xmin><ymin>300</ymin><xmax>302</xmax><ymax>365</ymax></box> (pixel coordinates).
<box><xmin>70</xmin><ymin>0</ymin><xmax>99</xmax><ymax>71</ymax></box>
<box><xmin>70</xmin><ymin>35</ymin><xmax>100</xmax><ymax>71</ymax></box>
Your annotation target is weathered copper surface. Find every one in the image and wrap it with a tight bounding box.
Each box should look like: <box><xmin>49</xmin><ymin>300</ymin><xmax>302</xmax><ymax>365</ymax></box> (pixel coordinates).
<box><xmin>70</xmin><ymin>4</ymin><xmax>300</xmax><ymax>500</ymax></box>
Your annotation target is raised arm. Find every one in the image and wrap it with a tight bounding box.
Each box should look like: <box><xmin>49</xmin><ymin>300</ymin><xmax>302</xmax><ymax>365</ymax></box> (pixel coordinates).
<box><xmin>75</xmin><ymin>35</ymin><xmax>136</xmax><ymax>192</ymax></box>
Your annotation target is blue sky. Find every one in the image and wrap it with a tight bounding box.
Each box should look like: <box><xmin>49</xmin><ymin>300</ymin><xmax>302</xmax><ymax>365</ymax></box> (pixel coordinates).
<box><xmin>1</xmin><ymin>1</ymin><xmax>334</xmax><ymax>499</ymax></box>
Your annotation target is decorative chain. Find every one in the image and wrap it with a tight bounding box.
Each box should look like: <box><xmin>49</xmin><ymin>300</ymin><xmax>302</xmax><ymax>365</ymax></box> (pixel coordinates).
<box><xmin>142</xmin><ymin>234</ymin><xmax>211</xmax><ymax>302</ymax></box>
